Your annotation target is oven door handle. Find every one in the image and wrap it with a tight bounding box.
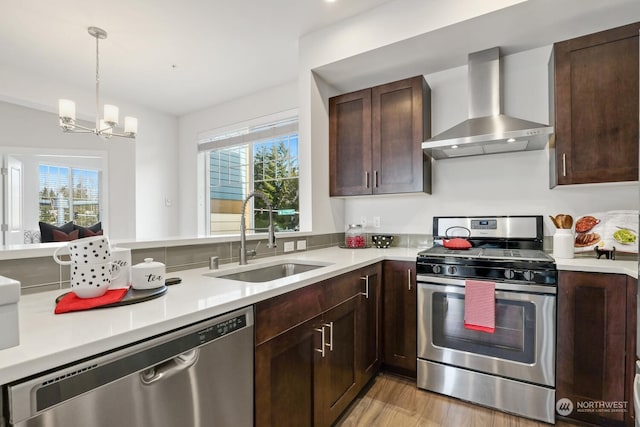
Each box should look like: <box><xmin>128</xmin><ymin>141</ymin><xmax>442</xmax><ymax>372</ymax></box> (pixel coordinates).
<box><xmin>418</xmin><ymin>282</ymin><xmax>554</xmax><ymax>305</ymax></box>
<box><xmin>416</xmin><ymin>274</ymin><xmax>556</xmax><ymax>295</ymax></box>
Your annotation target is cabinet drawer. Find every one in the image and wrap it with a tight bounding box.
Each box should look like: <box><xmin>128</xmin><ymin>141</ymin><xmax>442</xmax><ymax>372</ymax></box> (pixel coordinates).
<box><xmin>320</xmin><ymin>269</ymin><xmax>365</xmax><ymax>310</ymax></box>
<box><xmin>255</xmin><ymin>282</ymin><xmax>324</xmax><ymax>345</ymax></box>
<box><xmin>255</xmin><ymin>266</ymin><xmax>376</xmax><ymax>345</ymax></box>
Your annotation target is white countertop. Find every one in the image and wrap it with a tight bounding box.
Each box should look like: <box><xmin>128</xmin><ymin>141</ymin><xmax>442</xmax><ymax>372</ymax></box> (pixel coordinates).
<box><xmin>0</xmin><ymin>246</ymin><xmax>635</xmax><ymax>386</ymax></box>
<box><xmin>554</xmin><ymin>256</ymin><xmax>637</xmax><ymax>278</ymax></box>
<box><xmin>0</xmin><ymin>246</ymin><xmax>415</xmax><ymax>385</ymax></box>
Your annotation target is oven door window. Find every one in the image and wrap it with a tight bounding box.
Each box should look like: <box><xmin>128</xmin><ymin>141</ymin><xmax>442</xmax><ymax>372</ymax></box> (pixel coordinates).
<box><xmin>431</xmin><ymin>292</ymin><xmax>535</xmax><ymax>364</ymax></box>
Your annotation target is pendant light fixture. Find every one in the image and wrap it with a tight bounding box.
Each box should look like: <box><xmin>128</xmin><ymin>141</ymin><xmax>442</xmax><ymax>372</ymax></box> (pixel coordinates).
<box><xmin>58</xmin><ymin>26</ymin><xmax>138</xmax><ymax>139</ymax></box>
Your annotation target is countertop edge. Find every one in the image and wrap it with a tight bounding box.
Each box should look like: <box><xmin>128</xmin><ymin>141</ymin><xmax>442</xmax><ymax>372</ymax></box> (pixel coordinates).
<box><xmin>0</xmin><ymin>247</ymin><xmax>635</xmax><ymax>385</ymax></box>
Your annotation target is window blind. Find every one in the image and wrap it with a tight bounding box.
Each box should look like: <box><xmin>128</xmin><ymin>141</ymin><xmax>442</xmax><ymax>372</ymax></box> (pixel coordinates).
<box><xmin>198</xmin><ymin>118</ymin><xmax>297</xmax><ymax>152</ymax></box>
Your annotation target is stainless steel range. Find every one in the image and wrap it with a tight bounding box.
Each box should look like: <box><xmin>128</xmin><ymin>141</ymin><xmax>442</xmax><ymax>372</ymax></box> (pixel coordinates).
<box><xmin>416</xmin><ymin>215</ymin><xmax>557</xmax><ymax>424</ymax></box>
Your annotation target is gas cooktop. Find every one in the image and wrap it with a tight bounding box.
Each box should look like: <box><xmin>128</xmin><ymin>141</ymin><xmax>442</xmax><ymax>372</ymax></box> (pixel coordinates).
<box><xmin>417</xmin><ymin>215</ymin><xmax>557</xmax><ymax>285</ymax></box>
<box><xmin>418</xmin><ymin>246</ymin><xmax>554</xmax><ymax>263</ymax></box>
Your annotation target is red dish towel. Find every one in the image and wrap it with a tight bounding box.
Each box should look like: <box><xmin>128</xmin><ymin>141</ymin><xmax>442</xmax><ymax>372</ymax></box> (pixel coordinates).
<box><xmin>55</xmin><ymin>288</ymin><xmax>129</xmax><ymax>314</ymax></box>
<box><xmin>464</xmin><ymin>280</ymin><xmax>496</xmax><ymax>333</ymax></box>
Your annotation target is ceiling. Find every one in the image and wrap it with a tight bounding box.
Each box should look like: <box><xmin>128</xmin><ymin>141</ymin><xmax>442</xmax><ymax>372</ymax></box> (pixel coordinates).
<box><xmin>315</xmin><ymin>0</ymin><xmax>640</xmax><ymax>94</ymax></box>
<box><xmin>2</xmin><ymin>0</ymin><xmax>640</xmax><ymax>118</ymax></box>
<box><xmin>0</xmin><ymin>0</ymin><xmax>394</xmax><ymax>116</ymax></box>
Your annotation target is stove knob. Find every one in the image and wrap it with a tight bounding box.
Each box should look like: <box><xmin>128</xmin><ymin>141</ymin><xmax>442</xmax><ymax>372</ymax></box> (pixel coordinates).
<box><xmin>523</xmin><ymin>270</ymin><xmax>535</xmax><ymax>281</ymax></box>
<box><xmin>504</xmin><ymin>269</ymin><xmax>515</xmax><ymax>280</ymax></box>
<box><xmin>448</xmin><ymin>266</ymin><xmax>457</xmax><ymax>275</ymax></box>
<box><xmin>432</xmin><ymin>265</ymin><xmax>441</xmax><ymax>274</ymax></box>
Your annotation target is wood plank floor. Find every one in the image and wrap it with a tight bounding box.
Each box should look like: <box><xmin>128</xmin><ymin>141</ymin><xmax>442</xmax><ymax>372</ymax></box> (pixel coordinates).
<box><xmin>335</xmin><ymin>373</ymin><xmax>574</xmax><ymax>427</ymax></box>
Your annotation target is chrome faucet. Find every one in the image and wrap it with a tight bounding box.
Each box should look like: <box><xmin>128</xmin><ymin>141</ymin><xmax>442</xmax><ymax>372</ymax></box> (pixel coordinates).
<box><xmin>239</xmin><ymin>191</ymin><xmax>276</xmax><ymax>265</ymax></box>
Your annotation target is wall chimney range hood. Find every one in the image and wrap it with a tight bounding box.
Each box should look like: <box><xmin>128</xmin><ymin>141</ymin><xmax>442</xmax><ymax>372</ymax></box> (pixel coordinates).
<box><xmin>422</xmin><ymin>47</ymin><xmax>553</xmax><ymax>160</ymax></box>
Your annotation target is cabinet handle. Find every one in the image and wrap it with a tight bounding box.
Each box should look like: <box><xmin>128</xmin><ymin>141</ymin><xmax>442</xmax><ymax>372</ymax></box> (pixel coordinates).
<box><xmin>324</xmin><ymin>322</ymin><xmax>334</xmax><ymax>351</ymax></box>
<box><xmin>364</xmin><ymin>171</ymin><xmax>370</xmax><ymax>189</ymax></box>
<box><xmin>562</xmin><ymin>153</ymin><xmax>566</xmax><ymax>177</ymax></box>
<box><xmin>408</xmin><ymin>269</ymin><xmax>412</xmax><ymax>291</ymax></box>
<box><xmin>361</xmin><ymin>275</ymin><xmax>369</xmax><ymax>299</ymax></box>
<box><xmin>314</xmin><ymin>326</ymin><xmax>326</xmax><ymax>358</ymax></box>
<box><xmin>373</xmin><ymin>170</ymin><xmax>378</xmax><ymax>188</ymax></box>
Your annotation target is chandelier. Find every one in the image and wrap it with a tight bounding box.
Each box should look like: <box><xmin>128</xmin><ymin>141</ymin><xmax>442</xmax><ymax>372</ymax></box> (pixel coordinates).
<box><xmin>58</xmin><ymin>27</ymin><xmax>138</xmax><ymax>139</ymax></box>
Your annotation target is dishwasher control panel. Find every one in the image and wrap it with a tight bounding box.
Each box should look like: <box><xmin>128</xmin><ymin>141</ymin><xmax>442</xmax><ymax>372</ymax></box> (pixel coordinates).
<box><xmin>198</xmin><ymin>314</ymin><xmax>247</xmax><ymax>343</ymax></box>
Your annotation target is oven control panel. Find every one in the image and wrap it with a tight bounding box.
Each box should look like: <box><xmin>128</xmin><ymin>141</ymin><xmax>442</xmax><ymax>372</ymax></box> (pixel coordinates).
<box><xmin>470</xmin><ymin>219</ymin><xmax>497</xmax><ymax>230</ymax></box>
<box><xmin>417</xmin><ymin>262</ymin><xmax>557</xmax><ymax>286</ymax></box>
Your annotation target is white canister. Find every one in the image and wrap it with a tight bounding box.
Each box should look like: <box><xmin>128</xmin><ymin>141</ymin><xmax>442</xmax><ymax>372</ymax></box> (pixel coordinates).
<box><xmin>110</xmin><ymin>247</ymin><xmax>132</xmax><ymax>289</ymax></box>
<box><xmin>553</xmin><ymin>229</ymin><xmax>574</xmax><ymax>259</ymax></box>
<box><xmin>131</xmin><ymin>258</ymin><xmax>166</xmax><ymax>290</ymax></box>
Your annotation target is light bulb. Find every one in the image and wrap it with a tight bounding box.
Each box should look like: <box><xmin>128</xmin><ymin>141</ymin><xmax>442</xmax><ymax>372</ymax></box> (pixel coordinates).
<box><xmin>124</xmin><ymin>116</ymin><xmax>138</xmax><ymax>135</ymax></box>
<box><xmin>104</xmin><ymin>104</ymin><xmax>119</xmax><ymax>125</ymax></box>
<box><xmin>58</xmin><ymin>99</ymin><xmax>76</xmax><ymax>121</ymax></box>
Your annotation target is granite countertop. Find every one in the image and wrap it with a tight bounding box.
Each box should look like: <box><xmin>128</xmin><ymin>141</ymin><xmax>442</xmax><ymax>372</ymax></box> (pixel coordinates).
<box><xmin>0</xmin><ymin>246</ymin><xmax>635</xmax><ymax>386</ymax></box>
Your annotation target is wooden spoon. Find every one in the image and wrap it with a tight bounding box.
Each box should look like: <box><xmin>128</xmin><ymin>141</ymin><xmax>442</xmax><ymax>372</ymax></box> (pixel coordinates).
<box><xmin>562</xmin><ymin>215</ymin><xmax>573</xmax><ymax>229</ymax></box>
<box><xmin>549</xmin><ymin>215</ymin><xmax>560</xmax><ymax>228</ymax></box>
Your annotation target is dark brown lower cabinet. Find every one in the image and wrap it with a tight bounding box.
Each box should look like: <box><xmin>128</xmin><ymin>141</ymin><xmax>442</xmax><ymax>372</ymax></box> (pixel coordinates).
<box><xmin>557</xmin><ymin>271</ymin><xmax>637</xmax><ymax>426</ymax></box>
<box><xmin>255</xmin><ymin>264</ymin><xmax>382</xmax><ymax>427</ymax></box>
<box><xmin>255</xmin><ymin>314</ymin><xmax>321</xmax><ymax>427</ymax></box>
<box><xmin>357</xmin><ymin>263</ymin><xmax>382</xmax><ymax>385</ymax></box>
<box><xmin>316</xmin><ymin>297</ymin><xmax>359</xmax><ymax>426</ymax></box>
<box><xmin>382</xmin><ymin>260</ymin><xmax>417</xmax><ymax>377</ymax></box>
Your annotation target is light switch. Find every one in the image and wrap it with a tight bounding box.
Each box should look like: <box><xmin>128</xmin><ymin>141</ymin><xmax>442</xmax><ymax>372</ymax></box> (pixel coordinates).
<box><xmin>297</xmin><ymin>240</ymin><xmax>307</xmax><ymax>251</ymax></box>
<box><xmin>284</xmin><ymin>241</ymin><xmax>295</xmax><ymax>252</ymax></box>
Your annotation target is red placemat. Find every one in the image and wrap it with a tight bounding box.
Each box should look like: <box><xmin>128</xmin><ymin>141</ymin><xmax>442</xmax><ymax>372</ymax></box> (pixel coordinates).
<box><xmin>55</xmin><ymin>288</ymin><xmax>129</xmax><ymax>314</ymax></box>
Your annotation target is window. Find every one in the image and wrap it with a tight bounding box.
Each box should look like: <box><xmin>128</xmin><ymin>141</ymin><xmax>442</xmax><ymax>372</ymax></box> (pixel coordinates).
<box><xmin>199</xmin><ymin>117</ymin><xmax>299</xmax><ymax>236</ymax></box>
<box><xmin>39</xmin><ymin>164</ymin><xmax>101</xmax><ymax>227</ymax></box>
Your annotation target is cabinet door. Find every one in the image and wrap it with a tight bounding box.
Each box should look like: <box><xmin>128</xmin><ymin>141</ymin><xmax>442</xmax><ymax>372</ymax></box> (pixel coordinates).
<box><xmin>371</xmin><ymin>76</ymin><xmax>431</xmax><ymax>194</ymax></box>
<box><xmin>357</xmin><ymin>263</ymin><xmax>382</xmax><ymax>385</ymax></box>
<box><xmin>255</xmin><ymin>314</ymin><xmax>324</xmax><ymax>427</ymax></box>
<box><xmin>556</xmin><ymin>271</ymin><xmax>626</xmax><ymax>424</ymax></box>
<box><xmin>316</xmin><ymin>297</ymin><xmax>360</xmax><ymax>427</ymax></box>
<box><xmin>382</xmin><ymin>260</ymin><xmax>417</xmax><ymax>376</ymax></box>
<box><xmin>552</xmin><ymin>22</ymin><xmax>639</xmax><ymax>185</ymax></box>
<box><xmin>329</xmin><ymin>89</ymin><xmax>372</xmax><ymax>196</ymax></box>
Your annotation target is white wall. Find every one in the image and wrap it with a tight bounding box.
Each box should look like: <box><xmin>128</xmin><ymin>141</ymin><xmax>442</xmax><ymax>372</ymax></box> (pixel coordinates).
<box><xmin>0</xmin><ymin>65</ymin><xmax>179</xmax><ymax>240</ymax></box>
<box><xmin>343</xmin><ymin>46</ymin><xmax>638</xmax><ymax>237</ymax></box>
<box><xmin>297</xmin><ymin>2</ymin><xmax>639</xmax><ymax>237</ymax></box>
<box><xmin>177</xmin><ymin>82</ymin><xmax>298</xmax><ymax>237</ymax></box>
<box><xmin>298</xmin><ymin>0</ymin><xmax>535</xmax><ymax>235</ymax></box>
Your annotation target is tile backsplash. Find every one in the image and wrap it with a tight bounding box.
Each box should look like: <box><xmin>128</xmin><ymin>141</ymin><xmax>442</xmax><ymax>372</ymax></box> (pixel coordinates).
<box><xmin>0</xmin><ymin>232</ymin><xmax>345</xmax><ymax>295</ymax></box>
<box><xmin>4</xmin><ymin>232</ymin><xmax>623</xmax><ymax>295</ymax></box>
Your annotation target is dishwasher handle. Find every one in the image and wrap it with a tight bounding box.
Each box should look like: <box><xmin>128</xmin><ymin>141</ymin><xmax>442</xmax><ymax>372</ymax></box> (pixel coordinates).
<box><xmin>140</xmin><ymin>348</ymin><xmax>199</xmax><ymax>385</ymax></box>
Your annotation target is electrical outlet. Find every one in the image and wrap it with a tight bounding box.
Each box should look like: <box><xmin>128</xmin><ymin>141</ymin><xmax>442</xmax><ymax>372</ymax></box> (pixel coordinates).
<box><xmin>297</xmin><ymin>240</ymin><xmax>307</xmax><ymax>251</ymax></box>
<box><xmin>360</xmin><ymin>216</ymin><xmax>367</xmax><ymax>227</ymax></box>
<box><xmin>373</xmin><ymin>216</ymin><xmax>381</xmax><ymax>228</ymax></box>
<box><xmin>284</xmin><ymin>241</ymin><xmax>295</xmax><ymax>252</ymax></box>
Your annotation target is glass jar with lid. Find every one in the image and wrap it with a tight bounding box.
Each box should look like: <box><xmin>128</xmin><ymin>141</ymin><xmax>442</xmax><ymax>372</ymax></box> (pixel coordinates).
<box><xmin>345</xmin><ymin>224</ymin><xmax>366</xmax><ymax>248</ymax></box>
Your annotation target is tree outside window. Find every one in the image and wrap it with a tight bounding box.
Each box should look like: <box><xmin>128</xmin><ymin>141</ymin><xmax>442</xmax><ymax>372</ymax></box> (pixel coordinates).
<box><xmin>204</xmin><ymin>118</ymin><xmax>299</xmax><ymax>235</ymax></box>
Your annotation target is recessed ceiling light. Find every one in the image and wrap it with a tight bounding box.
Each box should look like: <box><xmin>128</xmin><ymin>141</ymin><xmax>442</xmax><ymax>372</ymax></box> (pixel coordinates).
<box><xmin>451</xmin><ymin>145</ymin><xmax>459</xmax><ymax>149</ymax></box>
<box><xmin>507</xmin><ymin>138</ymin><xmax>516</xmax><ymax>143</ymax></box>
<box><xmin>325</xmin><ymin>0</ymin><xmax>337</xmax><ymax>3</ymax></box>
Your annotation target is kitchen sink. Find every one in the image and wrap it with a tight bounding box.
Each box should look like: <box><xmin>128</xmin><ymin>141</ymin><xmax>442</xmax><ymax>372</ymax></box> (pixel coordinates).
<box><xmin>203</xmin><ymin>261</ymin><xmax>330</xmax><ymax>283</ymax></box>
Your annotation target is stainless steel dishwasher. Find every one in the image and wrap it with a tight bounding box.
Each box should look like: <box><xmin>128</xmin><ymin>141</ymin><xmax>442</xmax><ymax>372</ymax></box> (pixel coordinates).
<box><xmin>6</xmin><ymin>306</ymin><xmax>253</xmax><ymax>427</ymax></box>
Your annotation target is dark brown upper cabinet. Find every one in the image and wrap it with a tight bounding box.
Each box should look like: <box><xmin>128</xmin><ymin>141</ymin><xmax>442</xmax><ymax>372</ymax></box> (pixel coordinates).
<box><xmin>329</xmin><ymin>75</ymin><xmax>432</xmax><ymax>196</ymax></box>
<box><xmin>550</xmin><ymin>22</ymin><xmax>640</xmax><ymax>187</ymax></box>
